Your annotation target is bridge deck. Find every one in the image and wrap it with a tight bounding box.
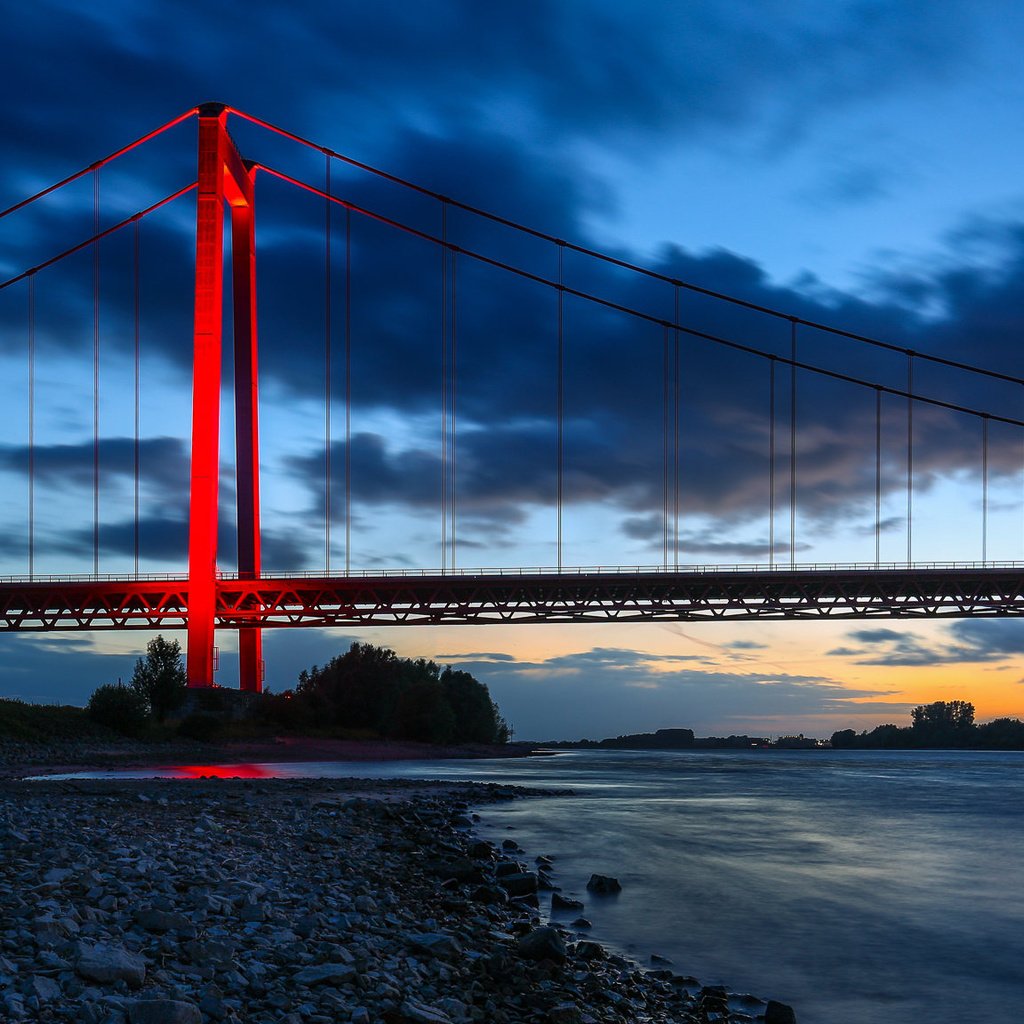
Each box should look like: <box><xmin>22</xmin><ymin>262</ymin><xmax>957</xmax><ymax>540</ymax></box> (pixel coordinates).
<box><xmin>1</xmin><ymin>567</ymin><xmax>1023</xmax><ymax>630</ymax></box>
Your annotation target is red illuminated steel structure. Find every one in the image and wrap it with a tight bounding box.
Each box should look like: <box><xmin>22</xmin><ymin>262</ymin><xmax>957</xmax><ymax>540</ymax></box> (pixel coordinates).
<box><xmin>187</xmin><ymin>103</ymin><xmax>263</xmax><ymax>691</ymax></box>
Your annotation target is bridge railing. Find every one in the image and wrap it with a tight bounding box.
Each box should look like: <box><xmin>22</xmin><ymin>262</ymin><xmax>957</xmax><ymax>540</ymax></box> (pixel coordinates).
<box><xmin>2</xmin><ymin>560</ymin><xmax>1023</xmax><ymax>585</ymax></box>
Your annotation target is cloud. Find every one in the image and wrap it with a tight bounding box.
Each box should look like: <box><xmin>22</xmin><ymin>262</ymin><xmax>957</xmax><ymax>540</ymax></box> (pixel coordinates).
<box><xmin>830</xmin><ymin>619</ymin><xmax>1024</xmax><ymax>666</ymax></box>
<box><xmin>447</xmin><ymin>644</ymin><xmax>889</xmax><ymax>739</ymax></box>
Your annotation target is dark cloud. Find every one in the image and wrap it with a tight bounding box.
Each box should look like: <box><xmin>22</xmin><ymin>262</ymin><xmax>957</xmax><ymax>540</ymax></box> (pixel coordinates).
<box><xmin>830</xmin><ymin>619</ymin><xmax>1024</xmax><ymax>666</ymax></box>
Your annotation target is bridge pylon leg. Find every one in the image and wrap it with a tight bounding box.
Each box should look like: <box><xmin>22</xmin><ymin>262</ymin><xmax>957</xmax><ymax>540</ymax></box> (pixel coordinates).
<box><xmin>231</xmin><ymin>190</ymin><xmax>263</xmax><ymax>693</ymax></box>
<box><xmin>186</xmin><ymin>103</ymin><xmax>262</xmax><ymax>690</ymax></box>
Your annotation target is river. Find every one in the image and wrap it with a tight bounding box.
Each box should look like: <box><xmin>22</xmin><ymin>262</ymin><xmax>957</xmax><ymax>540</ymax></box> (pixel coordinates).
<box><xmin>47</xmin><ymin>748</ymin><xmax>1024</xmax><ymax>1022</ymax></box>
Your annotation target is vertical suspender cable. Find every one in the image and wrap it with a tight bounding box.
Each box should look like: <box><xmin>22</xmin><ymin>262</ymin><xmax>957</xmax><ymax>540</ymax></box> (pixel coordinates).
<box><xmin>673</xmin><ymin>286</ymin><xmax>680</xmax><ymax>570</ymax></box>
<box><xmin>769</xmin><ymin>356</ymin><xmax>776</xmax><ymax>569</ymax></box>
<box><xmin>907</xmin><ymin>351</ymin><xmax>914</xmax><ymax>564</ymax></box>
<box><xmin>450</xmin><ymin>249</ymin><xmax>458</xmax><ymax>570</ymax></box>
<box><xmin>982</xmin><ymin>415</ymin><xmax>989</xmax><ymax>563</ymax></box>
<box><xmin>663</xmin><ymin>325</ymin><xmax>670</xmax><ymax>568</ymax></box>
<box><xmin>557</xmin><ymin>242</ymin><xmax>564</xmax><ymax>572</ymax></box>
<box><xmin>345</xmin><ymin>206</ymin><xmax>352</xmax><ymax>574</ymax></box>
<box><xmin>93</xmin><ymin>169</ymin><xmax>100</xmax><ymax>575</ymax></box>
<box><xmin>790</xmin><ymin>319</ymin><xmax>797</xmax><ymax>568</ymax></box>
<box><xmin>134</xmin><ymin>218</ymin><xmax>141</xmax><ymax>577</ymax></box>
<box><xmin>324</xmin><ymin>155</ymin><xmax>332</xmax><ymax>572</ymax></box>
<box><xmin>27</xmin><ymin>275</ymin><xmax>35</xmax><ymax>580</ymax></box>
<box><xmin>875</xmin><ymin>387</ymin><xmax>882</xmax><ymax>566</ymax></box>
<box><xmin>440</xmin><ymin>202</ymin><xmax>448</xmax><ymax>572</ymax></box>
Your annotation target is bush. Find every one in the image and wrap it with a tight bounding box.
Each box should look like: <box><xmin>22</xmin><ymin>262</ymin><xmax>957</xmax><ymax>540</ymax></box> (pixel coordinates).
<box><xmin>86</xmin><ymin>684</ymin><xmax>149</xmax><ymax>737</ymax></box>
<box><xmin>176</xmin><ymin>712</ymin><xmax>223</xmax><ymax>742</ymax></box>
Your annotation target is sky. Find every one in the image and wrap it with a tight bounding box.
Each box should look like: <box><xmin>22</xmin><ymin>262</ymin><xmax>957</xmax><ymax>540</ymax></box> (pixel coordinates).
<box><xmin>3</xmin><ymin>0</ymin><xmax>1024</xmax><ymax>739</ymax></box>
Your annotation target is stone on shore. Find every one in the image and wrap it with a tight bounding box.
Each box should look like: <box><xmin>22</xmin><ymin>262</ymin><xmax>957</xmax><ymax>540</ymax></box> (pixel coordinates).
<box><xmin>127</xmin><ymin>999</ymin><xmax>203</xmax><ymax>1024</ymax></box>
<box><xmin>516</xmin><ymin>925</ymin><xmax>567</xmax><ymax>962</ymax></box>
<box><xmin>551</xmin><ymin>892</ymin><xmax>584</xmax><ymax>910</ymax></box>
<box><xmin>292</xmin><ymin>962</ymin><xmax>358</xmax><ymax>986</ymax></box>
<box><xmin>765</xmin><ymin>998</ymin><xmax>798</xmax><ymax>1023</ymax></box>
<box><xmin>586</xmin><ymin>873</ymin><xmax>622</xmax><ymax>894</ymax></box>
<box><xmin>76</xmin><ymin>943</ymin><xmax>147</xmax><ymax>988</ymax></box>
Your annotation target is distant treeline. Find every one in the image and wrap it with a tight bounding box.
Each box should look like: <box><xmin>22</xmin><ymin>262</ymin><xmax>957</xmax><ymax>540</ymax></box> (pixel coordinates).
<box><xmin>544</xmin><ymin>728</ymin><xmax>774</xmax><ymax>750</ymax></box>
<box><xmin>832</xmin><ymin>700</ymin><xmax>1024</xmax><ymax>750</ymax></box>
<box><xmin>542</xmin><ymin>699</ymin><xmax>1024</xmax><ymax>752</ymax></box>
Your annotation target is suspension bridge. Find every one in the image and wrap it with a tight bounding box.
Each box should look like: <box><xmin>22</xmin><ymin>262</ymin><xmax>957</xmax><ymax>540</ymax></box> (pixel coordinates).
<box><xmin>2</xmin><ymin>102</ymin><xmax>1024</xmax><ymax>693</ymax></box>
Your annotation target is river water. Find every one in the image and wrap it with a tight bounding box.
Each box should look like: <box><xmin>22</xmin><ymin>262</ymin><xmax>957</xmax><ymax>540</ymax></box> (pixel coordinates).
<box><xmin>46</xmin><ymin>748</ymin><xmax>1024</xmax><ymax>1022</ymax></box>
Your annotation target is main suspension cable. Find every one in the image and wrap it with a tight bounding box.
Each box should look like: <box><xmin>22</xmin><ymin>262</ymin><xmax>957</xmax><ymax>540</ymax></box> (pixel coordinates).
<box><xmin>0</xmin><ymin>184</ymin><xmax>198</xmax><ymax>293</ymax></box>
<box><xmin>0</xmin><ymin>109</ymin><xmax>198</xmax><ymax>221</ymax></box>
<box><xmin>254</xmin><ymin>165</ymin><xmax>1024</xmax><ymax>430</ymax></box>
<box><xmin>229</xmin><ymin>107</ymin><xmax>1024</xmax><ymax>392</ymax></box>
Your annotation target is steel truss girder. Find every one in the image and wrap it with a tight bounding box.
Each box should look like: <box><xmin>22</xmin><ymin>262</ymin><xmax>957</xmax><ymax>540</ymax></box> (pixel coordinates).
<box><xmin>2</xmin><ymin>568</ymin><xmax>1024</xmax><ymax>633</ymax></box>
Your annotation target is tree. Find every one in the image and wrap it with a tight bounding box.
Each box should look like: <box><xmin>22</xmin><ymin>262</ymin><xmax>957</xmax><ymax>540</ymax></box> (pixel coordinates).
<box><xmin>441</xmin><ymin>667</ymin><xmax>509</xmax><ymax>744</ymax></box>
<box><xmin>287</xmin><ymin>642</ymin><xmax>510</xmax><ymax>744</ymax></box>
<box><xmin>131</xmin><ymin>635</ymin><xmax>187</xmax><ymax>722</ymax></box>
<box><xmin>911</xmin><ymin>700</ymin><xmax>975</xmax><ymax>731</ymax></box>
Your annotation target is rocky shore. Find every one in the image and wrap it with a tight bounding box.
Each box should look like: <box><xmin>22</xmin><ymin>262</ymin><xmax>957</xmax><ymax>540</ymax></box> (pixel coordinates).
<box><xmin>0</xmin><ymin>776</ymin><xmax>796</xmax><ymax>1024</ymax></box>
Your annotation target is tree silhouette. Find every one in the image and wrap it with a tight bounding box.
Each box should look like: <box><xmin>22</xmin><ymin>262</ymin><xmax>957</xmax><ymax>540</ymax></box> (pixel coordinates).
<box><xmin>130</xmin><ymin>635</ymin><xmax>187</xmax><ymax>723</ymax></box>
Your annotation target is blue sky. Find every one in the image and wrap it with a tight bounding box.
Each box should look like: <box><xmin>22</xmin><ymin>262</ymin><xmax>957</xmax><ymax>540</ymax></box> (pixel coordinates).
<box><xmin>2</xmin><ymin>1</ymin><xmax>1024</xmax><ymax>739</ymax></box>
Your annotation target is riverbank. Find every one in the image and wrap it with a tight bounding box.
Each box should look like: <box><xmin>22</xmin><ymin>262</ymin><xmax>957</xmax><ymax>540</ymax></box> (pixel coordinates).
<box><xmin>0</xmin><ymin>735</ymin><xmax>542</xmax><ymax>780</ymax></box>
<box><xmin>0</xmin><ymin>775</ymin><xmax>793</xmax><ymax>1023</ymax></box>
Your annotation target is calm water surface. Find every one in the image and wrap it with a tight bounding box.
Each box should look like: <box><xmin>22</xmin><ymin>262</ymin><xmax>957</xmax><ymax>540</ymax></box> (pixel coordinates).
<box><xmin>44</xmin><ymin>749</ymin><xmax>1024</xmax><ymax>1023</ymax></box>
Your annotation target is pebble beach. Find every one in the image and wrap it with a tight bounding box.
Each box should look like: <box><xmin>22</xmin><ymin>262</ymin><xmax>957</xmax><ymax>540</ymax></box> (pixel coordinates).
<box><xmin>0</xmin><ymin>762</ymin><xmax>796</xmax><ymax>1024</ymax></box>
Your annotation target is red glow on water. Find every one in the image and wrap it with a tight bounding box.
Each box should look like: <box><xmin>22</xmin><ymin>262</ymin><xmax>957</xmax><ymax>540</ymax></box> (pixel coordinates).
<box><xmin>169</xmin><ymin>764</ymin><xmax>270</xmax><ymax>779</ymax></box>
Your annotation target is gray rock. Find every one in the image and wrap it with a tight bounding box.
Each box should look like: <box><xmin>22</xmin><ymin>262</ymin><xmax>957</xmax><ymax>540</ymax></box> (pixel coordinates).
<box><xmin>409</xmin><ymin>932</ymin><xmax>463</xmax><ymax>958</ymax></box>
<box><xmin>551</xmin><ymin>893</ymin><xmax>584</xmax><ymax>911</ymax></box>
<box><xmin>765</xmin><ymin>999</ymin><xmax>798</xmax><ymax>1024</ymax></box>
<box><xmin>293</xmin><ymin>963</ymin><xmax>357</xmax><ymax>986</ymax></box>
<box><xmin>77</xmin><ymin>945</ymin><xmax>146</xmax><ymax>989</ymax></box>
<box><xmin>516</xmin><ymin>926</ymin><xmax>567</xmax><ymax>963</ymax></box>
<box><xmin>573</xmin><ymin>939</ymin><xmax>605</xmax><ymax>961</ymax></box>
<box><xmin>32</xmin><ymin>975</ymin><xmax>62</xmax><ymax>1001</ymax></box>
<box><xmin>493</xmin><ymin>861</ymin><xmax>525</xmax><ymax>877</ymax></box>
<box><xmin>127</xmin><ymin>1000</ymin><xmax>202</xmax><ymax>1024</ymax></box>
<box><xmin>399</xmin><ymin>997</ymin><xmax>453</xmax><ymax>1023</ymax></box>
<box><xmin>548</xmin><ymin>1003</ymin><xmax>581</xmax><ymax>1024</ymax></box>
<box><xmin>498</xmin><ymin>871</ymin><xmax>538</xmax><ymax>896</ymax></box>
<box><xmin>133</xmin><ymin>908</ymin><xmax>191</xmax><ymax>933</ymax></box>
<box><xmin>183</xmin><ymin>939</ymin><xmax>235</xmax><ymax>965</ymax></box>
<box><xmin>585</xmin><ymin>873</ymin><xmax>622</xmax><ymax>894</ymax></box>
